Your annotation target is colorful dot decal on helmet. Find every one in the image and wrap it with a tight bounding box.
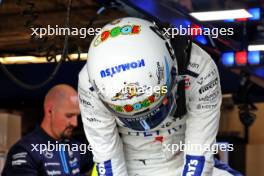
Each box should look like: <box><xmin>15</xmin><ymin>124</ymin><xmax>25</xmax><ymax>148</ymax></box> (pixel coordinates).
<box><xmin>108</xmin><ymin>91</ymin><xmax>165</xmax><ymax>113</ymax></box>
<box><xmin>94</xmin><ymin>24</ymin><xmax>141</xmax><ymax>47</ymax></box>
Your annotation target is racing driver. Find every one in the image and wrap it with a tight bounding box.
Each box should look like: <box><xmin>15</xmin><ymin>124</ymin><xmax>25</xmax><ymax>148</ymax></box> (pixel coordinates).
<box><xmin>78</xmin><ymin>17</ymin><xmax>241</xmax><ymax>176</ymax></box>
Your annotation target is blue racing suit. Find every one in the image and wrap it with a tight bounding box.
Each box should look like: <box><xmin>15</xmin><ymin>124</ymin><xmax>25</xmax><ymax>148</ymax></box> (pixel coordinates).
<box><xmin>2</xmin><ymin>127</ymin><xmax>93</xmax><ymax>176</ymax></box>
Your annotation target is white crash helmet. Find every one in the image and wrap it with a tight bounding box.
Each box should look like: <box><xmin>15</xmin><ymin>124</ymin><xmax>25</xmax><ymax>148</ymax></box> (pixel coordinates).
<box><xmin>87</xmin><ymin>17</ymin><xmax>178</xmax><ymax>131</ymax></box>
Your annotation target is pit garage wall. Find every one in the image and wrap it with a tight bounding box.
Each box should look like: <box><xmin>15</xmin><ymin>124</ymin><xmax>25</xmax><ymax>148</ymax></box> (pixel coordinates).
<box><xmin>0</xmin><ymin>112</ymin><xmax>22</xmax><ymax>173</ymax></box>
<box><xmin>219</xmin><ymin>103</ymin><xmax>264</xmax><ymax>176</ymax></box>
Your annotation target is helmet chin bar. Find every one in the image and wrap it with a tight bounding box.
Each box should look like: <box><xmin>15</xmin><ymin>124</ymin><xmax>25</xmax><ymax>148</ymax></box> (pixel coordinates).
<box><xmin>99</xmin><ymin>89</ymin><xmax>177</xmax><ymax>131</ymax></box>
<box><xmin>103</xmin><ymin>93</ymin><xmax>165</xmax><ymax>119</ymax></box>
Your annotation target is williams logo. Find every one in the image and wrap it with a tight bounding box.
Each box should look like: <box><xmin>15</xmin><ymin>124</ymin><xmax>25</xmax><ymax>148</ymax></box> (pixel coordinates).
<box><xmin>199</xmin><ymin>78</ymin><xmax>218</xmax><ymax>94</ymax></box>
<box><xmin>183</xmin><ymin>155</ymin><xmax>205</xmax><ymax>176</ymax></box>
<box><xmin>100</xmin><ymin>59</ymin><xmax>145</xmax><ymax>78</ymax></box>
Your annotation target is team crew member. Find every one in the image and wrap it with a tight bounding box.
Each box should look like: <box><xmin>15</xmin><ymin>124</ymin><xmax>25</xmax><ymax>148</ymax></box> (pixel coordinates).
<box><xmin>2</xmin><ymin>84</ymin><xmax>93</xmax><ymax>176</ymax></box>
<box><xmin>78</xmin><ymin>17</ymin><xmax>242</xmax><ymax>176</ymax></box>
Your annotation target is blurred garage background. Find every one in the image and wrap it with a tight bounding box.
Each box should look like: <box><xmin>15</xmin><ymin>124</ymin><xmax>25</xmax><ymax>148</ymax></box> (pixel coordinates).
<box><xmin>0</xmin><ymin>0</ymin><xmax>264</xmax><ymax>175</ymax></box>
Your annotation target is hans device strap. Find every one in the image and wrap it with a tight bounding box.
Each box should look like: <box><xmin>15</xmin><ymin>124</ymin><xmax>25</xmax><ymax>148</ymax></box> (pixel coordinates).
<box><xmin>171</xmin><ymin>35</ymin><xmax>192</xmax><ymax>118</ymax></box>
